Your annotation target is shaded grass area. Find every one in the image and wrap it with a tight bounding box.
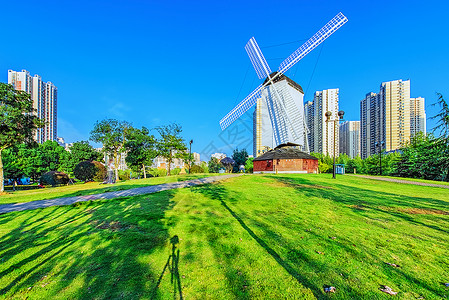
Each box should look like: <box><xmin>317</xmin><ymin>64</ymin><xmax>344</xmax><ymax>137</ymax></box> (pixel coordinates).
<box><xmin>0</xmin><ymin>174</ymin><xmax>448</xmax><ymax>299</ymax></box>
<box><xmin>0</xmin><ymin>174</ymin><xmax>219</xmax><ymax>205</ymax></box>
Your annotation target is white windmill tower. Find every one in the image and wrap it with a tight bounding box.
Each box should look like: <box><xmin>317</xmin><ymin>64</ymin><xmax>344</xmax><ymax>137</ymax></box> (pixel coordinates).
<box><xmin>219</xmin><ymin>12</ymin><xmax>348</xmax><ymax>154</ymax></box>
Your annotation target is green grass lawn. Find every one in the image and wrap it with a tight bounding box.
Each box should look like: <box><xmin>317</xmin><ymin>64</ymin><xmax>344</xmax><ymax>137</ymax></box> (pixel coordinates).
<box><xmin>0</xmin><ymin>174</ymin><xmax>448</xmax><ymax>299</ymax></box>
<box><xmin>0</xmin><ymin>174</ymin><xmax>219</xmax><ymax>205</ymax></box>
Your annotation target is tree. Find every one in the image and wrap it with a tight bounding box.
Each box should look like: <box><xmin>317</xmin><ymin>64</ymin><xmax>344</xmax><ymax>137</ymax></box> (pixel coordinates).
<box><xmin>232</xmin><ymin>148</ymin><xmax>248</xmax><ymax>172</ymax></box>
<box><xmin>245</xmin><ymin>157</ymin><xmax>254</xmax><ymax>173</ymax></box>
<box><xmin>60</xmin><ymin>141</ymin><xmax>102</xmax><ymax>175</ymax></box>
<box><xmin>124</xmin><ymin>126</ymin><xmax>157</xmax><ymax>178</ymax></box>
<box><xmin>208</xmin><ymin>157</ymin><xmax>223</xmax><ymax>173</ymax></box>
<box><xmin>431</xmin><ymin>93</ymin><xmax>449</xmax><ymax>140</ymax></box>
<box><xmin>90</xmin><ymin>119</ymin><xmax>131</xmax><ymax>182</ymax></box>
<box><xmin>0</xmin><ymin>83</ymin><xmax>45</xmax><ymax>192</ymax></box>
<box><xmin>155</xmin><ymin>123</ymin><xmax>187</xmax><ymax>176</ymax></box>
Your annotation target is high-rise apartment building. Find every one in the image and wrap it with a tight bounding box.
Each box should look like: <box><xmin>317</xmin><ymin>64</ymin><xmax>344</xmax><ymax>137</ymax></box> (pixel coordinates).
<box><xmin>360</xmin><ymin>79</ymin><xmax>425</xmax><ymax>159</ymax></box>
<box><xmin>339</xmin><ymin>121</ymin><xmax>360</xmax><ymax>158</ymax></box>
<box><xmin>410</xmin><ymin>97</ymin><xmax>426</xmax><ymax>137</ymax></box>
<box><xmin>8</xmin><ymin>69</ymin><xmax>57</xmax><ymax>143</ymax></box>
<box><xmin>304</xmin><ymin>88</ymin><xmax>339</xmax><ymax>156</ymax></box>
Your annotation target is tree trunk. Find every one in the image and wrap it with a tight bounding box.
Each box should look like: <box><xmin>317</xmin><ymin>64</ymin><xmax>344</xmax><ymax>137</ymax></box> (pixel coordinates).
<box><xmin>0</xmin><ymin>150</ymin><xmax>4</xmax><ymax>192</ymax></box>
<box><xmin>168</xmin><ymin>149</ymin><xmax>172</xmax><ymax>176</ymax></box>
<box><xmin>114</xmin><ymin>151</ymin><xmax>119</xmax><ymax>182</ymax></box>
<box><xmin>143</xmin><ymin>164</ymin><xmax>146</xmax><ymax>179</ymax></box>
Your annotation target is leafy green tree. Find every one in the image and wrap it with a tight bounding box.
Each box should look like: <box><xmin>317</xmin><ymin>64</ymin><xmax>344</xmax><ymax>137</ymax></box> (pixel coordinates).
<box><xmin>346</xmin><ymin>156</ymin><xmax>363</xmax><ymax>174</ymax></box>
<box><xmin>60</xmin><ymin>141</ymin><xmax>102</xmax><ymax>175</ymax></box>
<box><xmin>200</xmin><ymin>161</ymin><xmax>209</xmax><ymax>173</ymax></box>
<box><xmin>155</xmin><ymin>123</ymin><xmax>187</xmax><ymax>176</ymax></box>
<box><xmin>39</xmin><ymin>141</ymin><xmax>66</xmax><ymax>173</ymax></box>
<box><xmin>232</xmin><ymin>148</ymin><xmax>248</xmax><ymax>172</ymax></box>
<box><xmin>124</xmin><ymin>126</ymin><xmax>157</xmax><ymax>178</ymax></box>
<box><xmin>0</xmin><ymin>83</ymin><xmax>45</xmax><ymax>191</ymax></box>
<box><xmin>245</xmin><ymin>157</ymin><xmax>254</xmax><ymax>173</ymax></box>
<box><xmin>208</xmin><ymin>157</ymin><xmax>223</xmax><ymax>173</ymax></box>
<box><xmin>90</xmin><ymin>119</ymin><xmax>131</xmax><ymax>181</ymax></box>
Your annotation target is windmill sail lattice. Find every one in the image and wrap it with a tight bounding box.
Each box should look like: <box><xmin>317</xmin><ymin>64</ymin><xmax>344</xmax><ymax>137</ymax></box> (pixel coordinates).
<box><xmin>219</xmin><ymin>12</ymin><xmax>348</xmax><ymax>152</ymax></box>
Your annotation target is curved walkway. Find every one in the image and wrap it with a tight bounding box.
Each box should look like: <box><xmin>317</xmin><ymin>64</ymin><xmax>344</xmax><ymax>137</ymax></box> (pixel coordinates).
<box><xmin>351</xmin><ymin>175</ymin><xmax>449</xmax><ymax>189</ymax></box>
<box><xmin>0</xmin><ymin>174</ymin><xmax>242</xmax><ymax>214</ymax></box>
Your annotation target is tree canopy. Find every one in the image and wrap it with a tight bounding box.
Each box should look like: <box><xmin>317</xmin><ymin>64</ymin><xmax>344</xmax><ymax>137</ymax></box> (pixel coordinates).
<box><xmin>90</xmin><ymin>119</ymin><xmax>131</xmax><ymax>181</ymax></box>
<box><xmin>124</xmin><ymin>126</ymin><xmax>157</xmax><ymax>178</ymax></box>
<box><xmin>0</xmin><ymin>83</ymin><xmax>45</xmax><ymax>192</ymax></box>
<box><xmin>155</xmin><ymin>123</ymin><xmax>187</xmax><ymax>176</ymax></box>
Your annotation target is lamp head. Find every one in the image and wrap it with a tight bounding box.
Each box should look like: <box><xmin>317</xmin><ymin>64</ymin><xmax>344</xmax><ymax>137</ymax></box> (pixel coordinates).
<box><xmin>325</xmin><ymin>111</ymin><xmax>332</xmax><ymax>121</ymax></box>
<box><xmin>338</xmin><ymin>110</ymin><xmax>345</xmax><ymax>119</ymax></box>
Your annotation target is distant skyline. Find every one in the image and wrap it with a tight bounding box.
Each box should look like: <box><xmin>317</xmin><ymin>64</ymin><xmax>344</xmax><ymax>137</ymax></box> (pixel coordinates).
<box><xmin>1</xmin><ymin>0</ymin><xmax>448</xmax><ymax>158</ymax></box>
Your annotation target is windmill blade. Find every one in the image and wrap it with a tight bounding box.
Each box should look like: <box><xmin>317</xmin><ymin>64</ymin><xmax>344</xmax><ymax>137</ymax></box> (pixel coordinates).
<box><xmin>220</xmin><ymin>83</ymin><xmax>263</xmax><ymax>130</ymax></box>
<box><xmin>278</xmin><ymin>12</ymin><xmax>348</xmax><ymax>74</ymax></box>
<box><xmin>245</xmin><ymin>37</ymin><xmax>272</xmax><ymax>79</ymax></box>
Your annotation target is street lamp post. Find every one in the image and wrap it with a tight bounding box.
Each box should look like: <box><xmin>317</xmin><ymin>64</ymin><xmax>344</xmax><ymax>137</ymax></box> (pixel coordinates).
<box><xmin>189</xmin><ymin>139</ymin><xmax>193</xmax><ymax>174</ymax></box>
<box><xmin>325</xmin><ymin>110</ymin><xmax>345</xmax><ymax>179</ymax></box>
<box><xmin>375</xmin><ymin>141</ymin><xmax>385</xmax><ymax>176</ymax></box>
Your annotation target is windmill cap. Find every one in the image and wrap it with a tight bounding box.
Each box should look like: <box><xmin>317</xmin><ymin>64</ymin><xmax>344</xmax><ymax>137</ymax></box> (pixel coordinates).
<box><xmin>263</xmin><ymin>72</ymin><xmax>304</xmax><ymax>94</ymax></box>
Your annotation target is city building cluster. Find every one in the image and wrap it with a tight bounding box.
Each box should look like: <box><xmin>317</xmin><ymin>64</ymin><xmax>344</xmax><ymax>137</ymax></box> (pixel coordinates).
<box><xmin>253</xmin><ymin>79</ymin><xmax>426</xmax><ymax>159</ymax></box>
<box><xmin>8</xmin><ymin>69</ymin><xmax>58</xmax><ymax>143</ymax></box>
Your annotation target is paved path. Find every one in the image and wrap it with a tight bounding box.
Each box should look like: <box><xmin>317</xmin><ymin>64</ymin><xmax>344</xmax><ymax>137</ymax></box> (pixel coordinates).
<box><xmin>0</xmin><ymin>174</ymin><xmax>242</xmax><ymax>214</ymax></box>
<box><xmin>351</xmin><ymin>175</ymin><xmax>449</xmax><ymax>189</ymax></box>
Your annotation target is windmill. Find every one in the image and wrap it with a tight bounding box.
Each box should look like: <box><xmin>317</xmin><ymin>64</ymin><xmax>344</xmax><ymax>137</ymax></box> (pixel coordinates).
<box><xmin>219</xmin><ymin>12</ymin><xmax>348</xmax><ymax>153</ymax></box>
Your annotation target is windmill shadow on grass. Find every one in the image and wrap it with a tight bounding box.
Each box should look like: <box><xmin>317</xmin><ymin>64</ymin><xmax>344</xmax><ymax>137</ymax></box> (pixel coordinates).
<box><xmin>152</xmin><ymin>235</ymin><xmax>183</xmax><ymax>300</ymax></box>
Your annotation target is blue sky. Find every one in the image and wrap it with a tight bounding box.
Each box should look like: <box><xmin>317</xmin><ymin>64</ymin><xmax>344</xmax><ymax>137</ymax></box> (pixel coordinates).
<box><xmin>1</xmin><ymin>0</ymin><xmax>448</xmax><ymax>158</ymax></box>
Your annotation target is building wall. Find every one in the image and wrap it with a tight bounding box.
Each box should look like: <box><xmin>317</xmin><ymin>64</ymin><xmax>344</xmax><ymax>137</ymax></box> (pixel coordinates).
<box><xmin>253</xmin><ymin>159</ymin><xmax>274</xmax><ymax>172</ymax></box>
<box><xmin>254</xmin><ymin>158</ymin><xmax>318</xmax><ymax>173</ymax></box>
<box><xmin>8</xmin><ymin>69</ymin><xmax>57</xmax><ymax>143</ymax></box>
<box><xmin>360</xmin><ymin>80</ymin><xmax>423</xmax><ymax>159</ymax></box>
<box><xmin>381</xmin><ymin>79</ymin><xmax>410</xmax><ymax>152</ymax></box>
<box><xmin>305</xmin><ymin>88</ymin><xmax>339</xmax><ymax>157</ymax></box>
<box><xmin>339</xmin><ymin>121</ymin><xmax>360</xmax><ymax>158</ymax></box>
<box><xmin>410</xmin><ymin>97</ymin><xmax>426</xmax><ymax>137</ymax></box>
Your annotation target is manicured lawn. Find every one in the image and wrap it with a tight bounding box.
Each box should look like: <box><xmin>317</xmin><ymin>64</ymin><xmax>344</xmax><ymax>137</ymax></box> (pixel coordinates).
<box><xmin>0</xmin><ymin>174</ymin><xmax>219</xmax><ymax>205</ymax></box>
<box><xmin>0</xmin><ymin>174</ymin><xmax>448</xmax><ymax>299</ymax></box>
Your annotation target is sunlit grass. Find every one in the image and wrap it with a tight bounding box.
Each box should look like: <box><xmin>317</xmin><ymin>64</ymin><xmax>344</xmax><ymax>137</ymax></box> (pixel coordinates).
<box><xmin>0</xmin><ymin>174</ymin><xmax>447</xmax><ymax>299</ymax></box>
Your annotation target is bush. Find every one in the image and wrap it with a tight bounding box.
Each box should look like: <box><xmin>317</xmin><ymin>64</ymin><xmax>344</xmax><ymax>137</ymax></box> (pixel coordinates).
<box><xmin>190</xmin><ymin>165</ymin><xmax>204</xmax><ymax>174</ymax></box>
<box><xmin>74</xmin><ymin>160</ymin><xmax>107</xmax><ymax>182</ymax></box>
<box><xmin>171</xmin><ymin>168</ymin><xmax>181</xmax><ymax>176</ymax></box>
<box><xmin>40</xmin><ymin>171</ymin><xmax>70</xmax><ymax>187</ymax></box>
<box><xmin>118</xmin><ymin>169</ymin><xmax>132</xmax><ymax>180</ymax></box>
<box><xmin>148</xmin><ymin>168</ymin><xmax>167</xmax><ymax>177</ymax></box>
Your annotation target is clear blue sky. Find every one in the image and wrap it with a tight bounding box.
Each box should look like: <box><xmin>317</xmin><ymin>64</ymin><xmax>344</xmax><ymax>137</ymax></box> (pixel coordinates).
<box><xmin>1</xmin><ymin>0</ymin><xmax>448</xmax><ymax>159</ymax></box>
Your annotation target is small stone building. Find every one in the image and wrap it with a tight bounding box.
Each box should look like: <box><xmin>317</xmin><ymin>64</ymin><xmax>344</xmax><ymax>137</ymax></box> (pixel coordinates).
<box><xmin>253</xmin><ymin>144</ymin><xmax>318</xmax><ymax>174</ymax></box>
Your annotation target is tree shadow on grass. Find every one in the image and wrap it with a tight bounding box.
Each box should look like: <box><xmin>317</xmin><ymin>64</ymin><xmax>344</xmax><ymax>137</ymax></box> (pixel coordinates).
<box><xmin>271</xmin><ymin>175</ymin><xmax>449</xmax><ymax>235</ymax></box>
<box><xmin>193</xmin><ymin>179</ymin><xmax>448</xmax><ymax>299</ymax></box>
<box><xmin>192</xmin><ymin>183</ymin><xmax>341</xmax><ymax>299</ymax></box>
<box><xmin>0</xmin><ymin>190</ymin><xmax>180</xmax><ymax>299</ymax></box>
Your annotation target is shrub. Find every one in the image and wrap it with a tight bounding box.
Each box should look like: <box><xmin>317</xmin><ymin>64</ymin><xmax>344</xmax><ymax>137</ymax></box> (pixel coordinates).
<box><xmin>171</xmin><ymin>168</ymin><xmax>181</xmax><ymax>176</ymax></box>
<box><xmin>74</xmin><ymin>160</ymin><xmax>106</xmax><ymax>182</ymax></box>
<box><xmin>148</xmin><ymin>168</ymin><xmax>167</xmax><ymax>177</ymax></box>
<box><xmin>118</xmin><ymin>169</ymin><xmax>133</xmax><ymax>180</ymax></box>
<box><xmin>39</xmin><ymin>171</ymin><xmax>70</xmax><ymax>187</ymax></box>
<box><xmin>190</xmin><ymin>165</ymin><xmax>204</xmax><ymax>174</ymax></box>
